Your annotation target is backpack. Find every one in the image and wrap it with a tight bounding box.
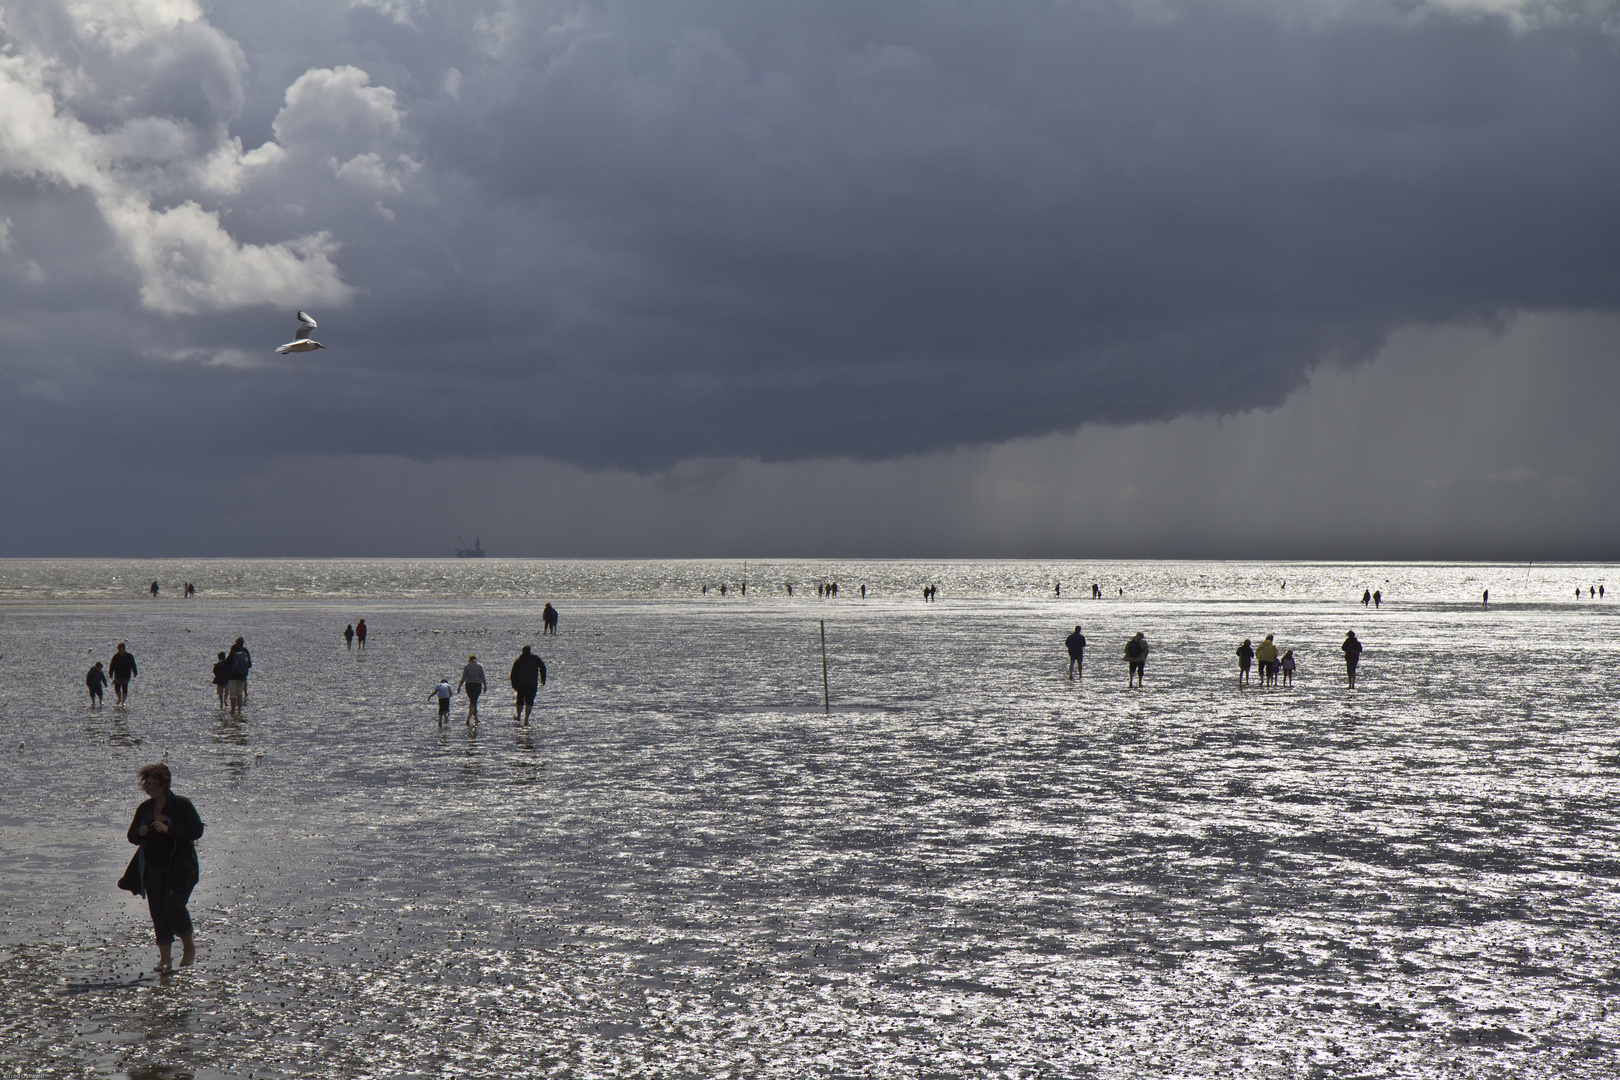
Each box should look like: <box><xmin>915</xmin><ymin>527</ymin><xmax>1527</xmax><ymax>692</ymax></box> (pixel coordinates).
<box><xmin>230</xmin><ymin>650</ymin><xmax>251</xmax><ymax>677</ymax></box>
<box><xmin>1125</xmin><ymin>638</ymin><xmax>1143</xmax><ymax>660</ymax></box>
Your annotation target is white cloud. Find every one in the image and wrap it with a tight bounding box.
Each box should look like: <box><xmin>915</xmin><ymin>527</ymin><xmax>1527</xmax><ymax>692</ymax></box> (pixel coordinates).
<box><xmin>0</xmin><ymin>16</ymin><xmax>410</xmax><ymax>314</ymax></box>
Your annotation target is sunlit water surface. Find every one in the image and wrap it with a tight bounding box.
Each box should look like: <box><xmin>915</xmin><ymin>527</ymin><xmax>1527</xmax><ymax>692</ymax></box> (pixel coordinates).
<box><xmin>1</xmin><ymin>559</ymin><xmax>1617</xmax><ymax>1079</ymax></box>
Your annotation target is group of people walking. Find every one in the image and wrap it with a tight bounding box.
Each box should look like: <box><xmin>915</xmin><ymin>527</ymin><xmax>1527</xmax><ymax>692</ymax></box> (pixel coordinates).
<box><xmin>433</xmin><ymin>645</ymin><xmax>549</xmax><ymax>725</ymax></box>
<box><xmin>1063</xmin><ymin>627</ymin><xmax>1366</xmax><ymax>688</ymax></box>
<box><xmin>85</xmin><ymin>643</ymin><xmax>139</xmax><ymax>707</ymax></box>
<box><xmin>1236</xmin><ymin>636</ymin><xmax>1295</xmax><ymax>687</ymax></box>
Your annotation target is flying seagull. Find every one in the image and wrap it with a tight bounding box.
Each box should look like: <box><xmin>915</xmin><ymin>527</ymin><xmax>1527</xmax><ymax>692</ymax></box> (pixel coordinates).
<box><xmin>275</xmin><ymin>310</ymin><xmax>324</xmax><ymax>354</ymax></box>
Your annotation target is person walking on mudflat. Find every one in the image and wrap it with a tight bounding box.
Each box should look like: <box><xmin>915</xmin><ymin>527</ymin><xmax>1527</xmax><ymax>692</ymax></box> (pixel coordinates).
<box><xmin>1065</xmin><ymin>625</ymin><xmax>1086</xmax><ymax>681</ymax></box>
<box><xmin>86</xmin><ymin>661</ymin><xmax>108</xmax><ymax>707</ymax></box>
<box><xmin>510</xmin><ymin>645</ymin><xmax>547</xmax><ymax>723</ymax></box>
<box><xmin>1236</xmin><ymin>639</ymin><xmax>1254</xmax><ymax>687</ymax></box>
<box><xmin>1123</xmin><ymin>632</ymin><xmax>1149</xmax><ymax>688</ymax></box>
<box><xmin>123</xmin><ymin>763</ymin><xmax>204</xmax><ymax>973</ymax></box>
<box><xmin>109</xmin><ymin>643</ymin><xmax>138</xmax><ymax>705</ymax></box>
<box><xmin>210</xmin><ymin>652</ymin><xmax>231</xmax><ymax>707</ymax></box>
<box><xmin>542</xmin><ymin>603</ymin><xmax>559</xmax><ymax>635</ymax></box>
<box><xmin>1342</xmin><ymin>631</ymin><xmax>1363</xmax><ymax>687</ymax></box>
<box><xmin>456</xmin><ymin>655</ymin><xmax>487</xmax><ymax>723</ymax></box>
<box><xmin>344</xmin><ymin>624</ymin><xmax>354</xmax><ymax>650</ymax></box>
<box><xmin>355</xmin><ymin>620</ymin><xmax>368</xmax><ymax>651</ymax></box>
<box><xmin>1255</xmin><ymin>635</ymin><xmax>1279</xmax><ymax>687</ymax></box>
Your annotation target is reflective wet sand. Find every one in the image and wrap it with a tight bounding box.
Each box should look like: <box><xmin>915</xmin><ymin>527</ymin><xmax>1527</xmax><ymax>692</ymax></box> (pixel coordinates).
<box><xmin>2</xmin><ymin>561</ymin><xmax>1617</xmax><ymax>1078</ymax></box>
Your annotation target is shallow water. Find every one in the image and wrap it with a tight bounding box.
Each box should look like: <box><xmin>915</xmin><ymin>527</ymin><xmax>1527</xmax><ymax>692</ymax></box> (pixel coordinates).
<box><xmin>1</xmin><ymin>559</ymin><xmax>1617</xmax><ymax>1079</ymax></box>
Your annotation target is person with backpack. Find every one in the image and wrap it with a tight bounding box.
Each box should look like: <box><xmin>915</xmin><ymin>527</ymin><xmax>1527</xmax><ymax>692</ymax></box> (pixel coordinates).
<box><xmin>1123</xmin><ymin>632</ymin><xmax>1149</xmax><ymax>688</ymax></box>
<box><xmin>225</xmin><ymin>638</ymin><xmax>251</xmax><ymax>714</ymax></box>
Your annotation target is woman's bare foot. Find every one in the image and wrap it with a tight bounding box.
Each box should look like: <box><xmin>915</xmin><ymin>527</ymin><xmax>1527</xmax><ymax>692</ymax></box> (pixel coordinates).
<box><xmin>179</xmin><ymin>939</ymin><xmax>196</xmax><ymax>967</ymax></box>
<box><xmin>155</xmin><ymin>944</ymin><xmax>173</xmax><ymax>972</ymax></box>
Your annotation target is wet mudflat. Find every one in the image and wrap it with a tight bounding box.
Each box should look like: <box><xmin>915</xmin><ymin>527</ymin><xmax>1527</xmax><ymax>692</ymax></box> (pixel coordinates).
<box><xmin>1</xmin><ymin>559</ymin><xmax>1617</xmax><ymax>1078</ymax></box>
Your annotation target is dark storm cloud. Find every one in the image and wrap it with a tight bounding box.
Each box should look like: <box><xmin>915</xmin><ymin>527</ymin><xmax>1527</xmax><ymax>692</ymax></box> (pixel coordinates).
<box><xmin>5</xmin><ymin>0</ymin><xmax>1620</xmax><ymax>470</ymax></box>
<box><xmin>3</xmin><ymin>1</ymin><xmax>1620</xmax><ymax>556</ymax></box>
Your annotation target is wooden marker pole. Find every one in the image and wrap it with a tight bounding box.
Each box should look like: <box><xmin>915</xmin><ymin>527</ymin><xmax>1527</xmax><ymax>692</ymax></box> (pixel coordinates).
<box><xmin>820</xmin><ymin>620</ymin><xmax>830</xmax><ymax>715</ymax></box>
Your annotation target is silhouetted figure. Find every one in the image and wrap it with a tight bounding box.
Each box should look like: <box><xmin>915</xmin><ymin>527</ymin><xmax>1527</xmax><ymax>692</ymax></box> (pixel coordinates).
<box><xmin>1363</xmin><ymin>589</ymin><xmax>1371</xmax><ymax>607</ymax></box>
<box><xmin>1602</xmin><ymin>585</ymin><xmax>1606</xmax><ymax>598</ymax></box>
<box><xmin>1236</xmin><ymin>639</ymin><xmax>1253</xmax><ymax>687</ymax></box>
<box><xmin>108</xmin><ymin>643</ymin><xmax>138</xmax><ymax>705</ymax></box>
<box><xmin>125</xmin><ymin>762</ymin><xmax>203</xmax><ymax>973</ymax></box>
<box><xmin>510</xmin><ymin>645</ymin><xmax>547</xmax><ymax>723</ymax></box>
<box><xmin>150</xmin><ymin>580</ymin><xmax>159</xmax><ymax>598</ymax></box>
<box><xmin>1591</xmin><ymin>586</ymin><xmax>1596</xmax><ymax>598</ymax></box>
<box><xmin>355</xmin><ymin>620</ymin><xmax>367</xmax><ymax>651</ymax></box>
<box><xmin>542</xmin><ymin>603</ymin><xmax>558</xmax><ymax>635</ymax></box>
<box><xmin>1280</xmin><ymin>650</ymin><xmax>1295</xmax><ymax>686</ymax></box>
<box><xmin>344</xmin><ymin>624</ymin><xmax>354</xmax><ymax>649</ymax></box>
<box><xmin>860</xmin><ymin>584</ymin><xmax>866</xmax><ymax>598</ymax></box>
<box><xmin>211</xmin><ymin>651</ymin><xmax>230</xmax><ymax>706</ymax></box>
<box><xmin>1118</xmin><ymin>587</ymin><xmax>1123</xmax><ymax>597</ymax></box>
<box><xmin>786</xmin><ymin>584</ymin><xmax>792</xmax><ymax>596</ymax></box>
<box><xmin>702</xmin><ymin>584</ymin><xmax>707</xmax><ymax>595</ymax></box>
<box><xmin>741</xmin><ymin>582</ymin><xmax>746</xmax><ymax>596</ymax></box>
<box><xmin>1123</xmin><ymin>633</ymin><xmax>1148</xmax><ymax>688</ymax></box>
<box><xmin>1065</xmin><ymin>625</ymin><xmax>1086</xmax><ymax>681</ymax></box>
<box><xmin>1092</xmin><ymin>583</ymin><xmax>1101</xmax><ymax>599</ymax></box>
<box><xmin>86</xmin><ymin>661</ymin><xmax>108</xmax><ymax>707</ymax></box>
<box><xmin>1372</xmin><ymin>590</ymin><xmax>1382</xmax><ymax>609</ymax></box>
<box><xmin>1482</xmin><ymin>590</ymin><xmax>1488</xmax><ymax>606</ymax></box>
<box><xmin>1342</xmin><ymin>631</ymin><xmax>1363</xmax><ymax>687</ymax></box>
<box><xmin>1055</xmin><ymin>582</ymin><xmax>1061</xmax><ymax>597</ymax></box>
<box><xmin>831</xmin><ymin>582</ymin><xmax>838</xmax><ymax>598</ymax></box>
<box><xmin>184</xmin><ymin>582</ymin><xmax>194</xmax><ymax>598</ymax></box>
<box><xmin>225</xmin><ymin>638</ymin><xmax>251</xmax><ymax>714</ymax></box>
<box><xmin>1576</xmin><ymin>587</ymin><xmax>1581</xmax><ymax>599</ymax></box>
<box><xmin>720</xmin><ymin>583</ymin><xmax>726</xmax><ymax>596</ymax></box>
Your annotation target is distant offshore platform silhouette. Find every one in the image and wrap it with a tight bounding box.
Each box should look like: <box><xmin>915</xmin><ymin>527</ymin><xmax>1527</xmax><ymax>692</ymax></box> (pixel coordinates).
<box><xmin>455</xmin><ymin>535</ymin><xmax>487</xmax><ymax>558</ymax></box>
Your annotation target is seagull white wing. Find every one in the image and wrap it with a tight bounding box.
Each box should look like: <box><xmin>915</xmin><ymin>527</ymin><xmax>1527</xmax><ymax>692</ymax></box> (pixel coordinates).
<box><xmin>296</xmin><ymin>310</ymin><xmax>318</xmax><ymax>329</ymax></box>
<box><xmin>294</xmin><ymin>324</ymin><xmax>314</xmax><ymax>341</ymax></box>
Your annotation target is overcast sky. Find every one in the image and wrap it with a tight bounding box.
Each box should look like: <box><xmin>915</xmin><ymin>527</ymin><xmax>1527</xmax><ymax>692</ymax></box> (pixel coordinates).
<box><xmin>1</xmin><ymin>0</ymin><xmax>1617</xmax><ymax>558</ymax></box>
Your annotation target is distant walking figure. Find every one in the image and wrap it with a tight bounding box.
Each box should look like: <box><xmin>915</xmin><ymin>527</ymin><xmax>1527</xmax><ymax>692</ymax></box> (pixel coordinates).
<box><xmin>542</xmin><ymin>603</ymin><xmax>558</xmax><ymax>635</ymax></box>
<box><xmin>720</xmin><ymin>584</ymin><xmax>726</xmax><ymax>597</ymax></box>
<box><xmin>1065</xmin><ymin>625</ymin><xmax>1086</xmax><ymax>681</ymax></box>
<box><xmin>786</xmin><ymin>584</ymin><xmax>792</xmax><ymax>596</ymax></box>
<box><xmin>1255</xmin><ymin>635</ymin><xmax>1278</xmax><ymax>687</ymax></box>
<box><xmin>1363</xmin><ymin>589</ymin><xmax>1371</xmax><ymax>607</ymax></box>
<box><xmin>1342</xmin><ymin>631</ymin><xmax>1363</xmax><ymax>687</ymax></box>
<box><xmin>109</xmin><ymin>643</ymin><xmax>138</xmax><ymax>705</ymax></box>
<box><xmin>86</xmin><ymin>661</ymin><xmax>108</xmax><ymax>707</ymax></box>
<box><xmin>1602</xmin><ymin>585</ymin><xmax>1606</xmax><ymax>598</ymax></box>
<box><xmin>1482</xmin><ymin>590</ymin><xmax>1488</xmax><ymax>606</ymax></box>
<box><xmin>1055</xmin><ymin>583</ymin><xmax>1061</xmax><ymax>597</ymax></box>
<box><xmin>510</xmin><ymin>645</ymin><xmax>547</xmax><ymax>723</ymax></box>
<box><xmin>1280</xmin><ymin>650</ymin><xmax>1296</xmax><ymax>686</ymax></box>
<box><xmin>124</xmin><ymin>763</ymin><xmax>203</xmax><ymax>973</ymax></box>
<box><xmin>355</xmin><ymin>620</ymin><xmax>367</xmax><ymax>651</ymax></box>
<box><xmin>183</xmin><ymin>583</ymin><xmax>194</xmax><ymax>598</ymax></box>
<box><xmin>860</xmin><ymin>584</ymin><xmax>866</xmax><ymax>599</ymax></box>
<box><xmin>456</xmin><ymin>655</ymin><xmax>486</xmax><ymax>722</ymax></box>
<box><xmin>1123</xmin><ymin>633</ymin><xmax>1148</xmax><ymax>688</ymax></box>
<box><xmin>1576</xmin><ymin>587</ymin><xmax>1582</xmax><ymax>599</ymax></box>
<box><xmin>1373</xmin><ymin>590</ymin><xmax>1382</xmax><ymax>609</ymax></box>
<box><xmin>1092</xmin><ymin>583</ymin><xmax>1101</xmax><ymax>599</ymax></box>
<box><xmin>1236</xmin><ymin>639</ymin><xmax>1254</xmax><ymax>687</ymax></box>
<box><xmin>150</xmin><ymin>580</ymin><xmax>159</xmax><ymax>598</ymax></box>
<box><xmin>344</xmin><ymin>624</ymin><xmax>354</xmax><ymax>649</ymax></box>
<box><xmin>211</xmin><ymin>652</ymin><xmax>230</xmax><ymax>707</ymax></box>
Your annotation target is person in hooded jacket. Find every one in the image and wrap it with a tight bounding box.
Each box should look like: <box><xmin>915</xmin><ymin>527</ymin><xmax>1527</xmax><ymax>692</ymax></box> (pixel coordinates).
<box><xmin>124</xmin><ymin>763</ymin><xmax>205</xmax><ymax>972</ymax></box>
<box><xmin>1124</xmin><ymin>632</ymin><xmax>1149</xmax><ymax>688</ymax></box>
<box><xmin>510</xmin><ymin>645</ymin><xmax>547</xmax><ymax>723</ymax></box>
<box><xmin>1236</xmin><ymin>639</ymin><xmax>1254</xmax><ymax>687</ymax></box>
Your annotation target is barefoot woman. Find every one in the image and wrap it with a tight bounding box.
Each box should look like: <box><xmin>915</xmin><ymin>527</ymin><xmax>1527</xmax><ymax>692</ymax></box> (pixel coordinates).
<box><xmin>127</xmin><ymin>763</ymin><xmax>205</xmax><ymax>972</ymax></box>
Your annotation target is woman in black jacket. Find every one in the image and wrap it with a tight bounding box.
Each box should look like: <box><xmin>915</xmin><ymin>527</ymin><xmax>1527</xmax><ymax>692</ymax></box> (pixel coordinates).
<box><xmin>126</xmin><ymin>763</ymin><xmax>205</xmax><ymax>971</ymax></box>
